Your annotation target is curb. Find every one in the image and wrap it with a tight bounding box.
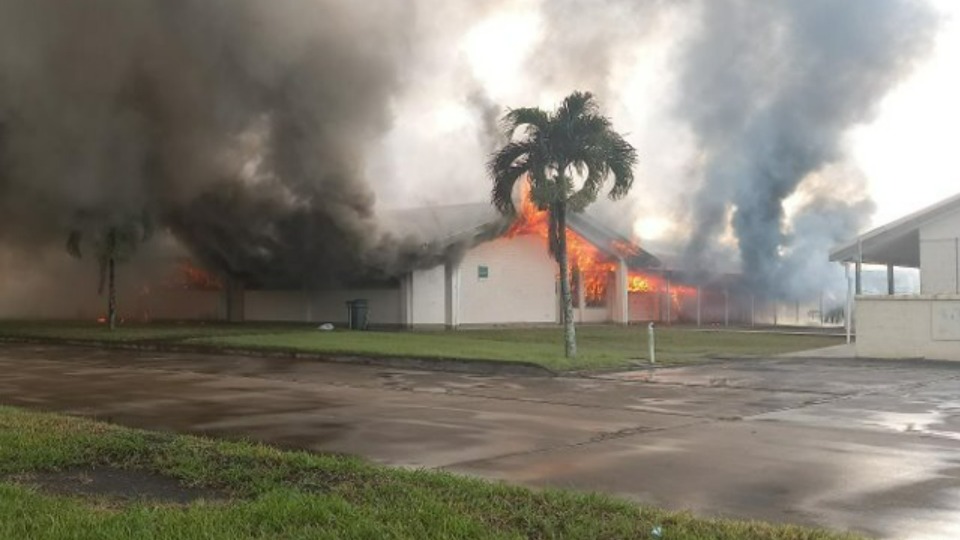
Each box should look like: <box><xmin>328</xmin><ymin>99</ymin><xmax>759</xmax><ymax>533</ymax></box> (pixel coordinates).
<box><xmin>0</xmin><ymin>336</ymin><xmax>556</xmax><ymax>377</ymax></box>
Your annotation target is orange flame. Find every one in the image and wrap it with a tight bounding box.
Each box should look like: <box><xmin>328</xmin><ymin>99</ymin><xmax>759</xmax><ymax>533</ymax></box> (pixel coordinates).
<box><xmin>174</xmin><ymin>261</ymin><xmax>223</xmax><ymax>290</ymax></box>
<box><xmin>627</xmin><ymin>270</ymin><xmax>697</xmax><ymax>311</ymax></box>
<box><xmin>505</xmin><ymin>183</ymin><xmax>616</xmax><ymax>303</ymax></box>
<box><xmin>627</xmin><ymin>274</ymin><xmax>655</xmax><ymax>293</ymax></box>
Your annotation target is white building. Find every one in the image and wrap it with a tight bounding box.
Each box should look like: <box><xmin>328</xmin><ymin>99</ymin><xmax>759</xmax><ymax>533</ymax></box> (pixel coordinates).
<box><xmin>248</xmin><ymin>202</ymin><xmax>663</xmax><ymax>328</ymax></box>
<box><xmin>830</xmin><ymin>193</ymin><xmax>960</xmax><ymax>360</ymax></box>
<box><xmin>24</xmin><ymin>202</ymin><xmax>757</xmax><ymax>327</ymax></box>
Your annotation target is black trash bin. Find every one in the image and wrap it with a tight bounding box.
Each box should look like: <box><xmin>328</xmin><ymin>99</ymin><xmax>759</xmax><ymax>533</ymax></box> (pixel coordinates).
<box><xmin>346</xmin><ymin>299</ymin><xmax>369</xmax><ymax>330</ymax></box>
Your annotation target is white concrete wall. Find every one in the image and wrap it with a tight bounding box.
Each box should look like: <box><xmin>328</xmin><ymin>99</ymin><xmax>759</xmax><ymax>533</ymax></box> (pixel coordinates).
<box><xmin>629</xmin><ymin>292</ymin><xmax>660</xmax><ymax>322</ymax></box>
<box><xmin>244</xmin><ymin>288</ymin><xmax>402</xmax><ymax>326</ymax></box>
<box><xmin>458</xmin><ymin>235</ymin><xmax>558</xmax><ymax>325</ymax></box>
<box><xmin>143</xmin><ymin>290</ymin><xmax>222</xmax><ymax>320</ymax></box>
<box><xmin>920</xmin><ymin>212</ymin><xmax>960</xmax><ymax>294</ymax></box>
<box><xmin>856</xmin><ymin>296</ymin><xmax>960</xmax><ymax>360</ymax></box>
<box><xmin>311</xmin><ymin>288</ymin><xmax>402</xmax><ymax>326</ymax></box>
<box><xmin>579</xmin><ymin>308</ymin><xmax>609</xmax><ymax>323</ymax></box>
<box><xmin>244</xmin><ymin>291</ymin><xmax>308</xmax><ymax>322</ymax></box>
<box><xmin>410</xmin><ymin>266</ymin><xmax>446</xmax><ymax>326</ymax></box>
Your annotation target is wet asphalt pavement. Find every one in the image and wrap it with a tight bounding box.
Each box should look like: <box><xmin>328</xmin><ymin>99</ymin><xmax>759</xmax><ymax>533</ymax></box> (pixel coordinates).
<box><xmin>1</xmin><ymin>343</ymin><xmax>959</xmax><ymax>539</ymax></box>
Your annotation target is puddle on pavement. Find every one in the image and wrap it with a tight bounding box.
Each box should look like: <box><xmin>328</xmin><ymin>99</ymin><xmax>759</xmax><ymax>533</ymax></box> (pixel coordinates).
<box><xmin>866</xmin><ymin>409</ymin><xmax>960</xmax><ymax>441</ymax></box>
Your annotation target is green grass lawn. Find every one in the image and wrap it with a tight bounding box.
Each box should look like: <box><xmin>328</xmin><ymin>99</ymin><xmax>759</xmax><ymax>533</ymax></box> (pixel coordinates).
<box><xmin>0</xmin><ymin>321</ymin><xmax>844</xmax><ymax>371</ymax></box>
<box><xmin>0</xmin><ymin>320</ymin><xmax>308</xmax><ymax>343</ymax></box>
<box><xmin>192</xmin><ymin>326</ymin><xmax>844</xmax><ymax>371</ymax></box>
<box><xmin>0</xmin><ymin>406</ymin><xmax>860</xmax><ymax>540</ymax></box>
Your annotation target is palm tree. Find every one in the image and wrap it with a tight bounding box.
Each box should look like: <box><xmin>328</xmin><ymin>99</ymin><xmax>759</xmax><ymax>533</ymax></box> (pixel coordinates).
<box><xmin>489</xmin><ymin>91</ymin><xmax>637</xmax><ymax>357</ymax></box>
<box><xmin>67</xmin><ymin>212</ymin><xmax>153</xmax><ymax>330</ymax></box>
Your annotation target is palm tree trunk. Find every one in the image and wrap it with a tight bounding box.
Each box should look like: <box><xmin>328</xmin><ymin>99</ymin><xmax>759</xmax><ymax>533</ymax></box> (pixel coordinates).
<box><xmin>108</xmin><ymin>256</ymin><xmax>117</xmax><ymax>331</ymax></box>
<box><xmin>555</xmin><ymin>202</ymin><xmax>577</xmax><ymax>357</ymax></box>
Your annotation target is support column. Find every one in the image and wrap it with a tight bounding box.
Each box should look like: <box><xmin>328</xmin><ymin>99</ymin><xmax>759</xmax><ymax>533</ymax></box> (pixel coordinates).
<box><xmin>855</xmin><ymin>260</ymin><xmax>863</xmax><ymax>295</ymax></box>
<box><xmin>614</xmin><ymin>258</ymin><xmax>629</xmax><ymax>325</ymax></box>
<box><xmin>887</xmin><ymin>264</ymin><xmax>895</xmax><ymax>296</ymax></box>
<box><xmin>665</xmin><ymin>275</ymin><xmax>672</xmax><ymax>325</ymax></box>
<box><xmin>400</xmin><ymin>273</ymin><xmax>413</xmax><ymax>328</ymax></box>
<box><xmin>856</xmin><ymin>239</ymin><xmax>863</xmax><ymax>295</ymax></box>
<box><xmin>223</xmin><ymin>276</ymin><xmax>245</xmax><ymax>323</ymax></box>
<box><xmin>845</xmin><ymin>263</ymin><xmax>853</xmax><ymax>344</ymax></box>
<box><xmin>444</xmin><ymin>262</ymin><xmax>460</xmax><ymax>329</ymax></box>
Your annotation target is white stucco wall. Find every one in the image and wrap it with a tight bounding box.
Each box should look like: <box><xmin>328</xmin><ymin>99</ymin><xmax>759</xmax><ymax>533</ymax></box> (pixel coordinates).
<box><xmin>245</xmin><ymin>288</ymin><xmax>402</xmax><ymax>325</ymax></box>
<box><xmin>856</xmin><ymin>296</ymin><xmax>960</xmax><ymax>360</ymax></box>
<box><xmin>629</xmin><ymin>292</ymin><xmax>660</xmax><ymax>322</ymax></box>
<box><xmin>920</xmin><ymin>212</ymin><xmax>960</xmax><ymax>295</ymax></box>
<box><xmin>458</xmin><ymin>235</ymin><xmax>558</xmax><ymax>325</ymax></box>
<box><xmin>144</xmin><ymin>290</ymin><xmax>222</xmax><ymax>320</ymax></box>
<box><xmin>410</xmin><ymin>266</ymin><xmax>446</xmax><ymax>326</ymax></box>
<box><xmin>244</xmin><ymin>291</ymin><xmax>308</xmax><ymax>322</ymax></box>
<box><xmin>578</xmin><ymin>307</ymin><xmax>610</xmax><ymax>323</ymax></box>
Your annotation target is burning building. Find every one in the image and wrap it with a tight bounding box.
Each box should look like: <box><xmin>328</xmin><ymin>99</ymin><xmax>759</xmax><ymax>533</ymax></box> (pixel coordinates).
<box><xmin>114</xmin><ymin>189</ymin><xmax>786</xmax><ymax>328</ymax></box>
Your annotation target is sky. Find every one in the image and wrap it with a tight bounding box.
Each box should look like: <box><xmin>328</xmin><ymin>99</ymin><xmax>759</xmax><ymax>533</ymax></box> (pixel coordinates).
<box><xmin>851</xmin><ymin>0</ymin><xmax>960</xmax><ymax>225</ymax></box>
<box><xmin>372</xmin><ymin>0</ymin><xmax>959</xmax><ymax>240</ymax></box>
<box><xmin>0</xmin><ymin>0</ymin><xmax>952</xmax><ymax>299</ymax></box>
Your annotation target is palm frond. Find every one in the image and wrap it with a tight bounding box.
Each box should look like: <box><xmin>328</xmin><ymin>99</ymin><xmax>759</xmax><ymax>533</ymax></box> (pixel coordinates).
<box><xmin>489</xmin><ymin>141</ymin><xmax>535</xmax><ymax>214</ymax></box>
<box><xmin>489</xmin><ymin>90</ymin><xmax>637</xmax><ymax>224</ymax></box>
<box><xmin>554</xmin><ymin>91</ymin><xmax>597</xmax><ymax>126</ymax></box>
<box><xmin>501</xmin><ymin>107</ymin><xmax>549</xmax><ymax>139</ymax></box>
<box><xmin>603</xmin><ymin>135</ymin><xmax>638</xmax><ymax>200</ymax></box>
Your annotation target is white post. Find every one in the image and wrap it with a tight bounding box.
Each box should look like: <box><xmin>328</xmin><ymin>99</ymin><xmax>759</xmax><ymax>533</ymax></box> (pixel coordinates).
<box><xmin>648</xmin><ymin>322</ymin><xmax>656</xmax><ymax>364</ymax></box>
<box><xmin>750</xmin><ymin>294</ymin><xmax>756</xmax><ymax>327</ymax></box>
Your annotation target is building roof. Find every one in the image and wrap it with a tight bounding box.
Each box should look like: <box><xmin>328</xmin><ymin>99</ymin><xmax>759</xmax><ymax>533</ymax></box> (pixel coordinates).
<box><xmin>382</xmin><ymin>202</ymin><xmax>661</xmax><ymax>269</ymax></box>
<box><xmin>829</xmin><ymin>192</ymin><xmax>960</xmax><ymax>267</ymax></box>
<box><xmin>639</xmin><ymin>239</ymin><xmax>742</xmax><ymax>275</ymax></box>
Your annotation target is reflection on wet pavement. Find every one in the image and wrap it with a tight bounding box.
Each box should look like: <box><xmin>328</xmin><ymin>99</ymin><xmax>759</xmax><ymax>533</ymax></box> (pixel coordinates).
<box><xmin>2</xmin><ymin>344</ymin><xmax>960</xmax><ymax>539</ymax></box>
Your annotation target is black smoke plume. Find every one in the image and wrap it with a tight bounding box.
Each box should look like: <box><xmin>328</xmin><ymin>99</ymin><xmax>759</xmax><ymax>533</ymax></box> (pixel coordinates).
<box><xmin>0</xmin><ymin>0</ymin><xmax>439</xmax><ymax>288</ymax></box>
<box><xmin>676</xmin><ymin>0</ymin><xmax>935</xmax><ymax>296</ymax></box>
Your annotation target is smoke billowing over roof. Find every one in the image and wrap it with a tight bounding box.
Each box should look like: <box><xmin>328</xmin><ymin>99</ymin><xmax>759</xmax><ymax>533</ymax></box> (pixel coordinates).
<box><xmin>0</xmin><ymin>0</ymin><xmax>433</xmax><ymax>287</ymax></box>
<box><xmin>0</xmin><ymin>0</ymin><xmax>942</xmax><ymax>297</ymax></box>
<box><xmin>675</xmin><ymin>0</ymin><xmax>935</xmax><ymax>298</ymax></box>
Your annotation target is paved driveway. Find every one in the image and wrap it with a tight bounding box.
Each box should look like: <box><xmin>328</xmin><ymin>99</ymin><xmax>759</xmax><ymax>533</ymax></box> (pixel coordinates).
<box><xmin>1</xmin><ymin>344</ymin><xmax>959</xmax><ymax>539</ymax></box>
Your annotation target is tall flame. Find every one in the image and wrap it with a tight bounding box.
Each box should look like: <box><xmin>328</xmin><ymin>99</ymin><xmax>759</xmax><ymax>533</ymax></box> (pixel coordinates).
<box><xmin>627</xmin><ymin>271</ymin><xmax>697</xmax><ymax>311</ymax></box>
<box><xmin>505</xmin><ymin>183</ymin><xmax>616</xmax><ymax>304</ymax></box>
<box><xmin>503</xmin><ymin>181</ymin><xmax>696</xmax><ymax>314</ymax></box>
